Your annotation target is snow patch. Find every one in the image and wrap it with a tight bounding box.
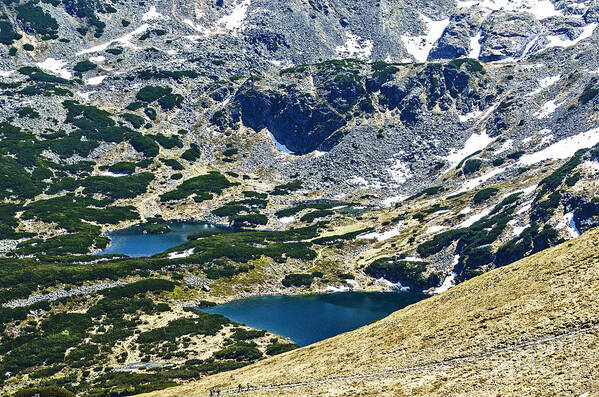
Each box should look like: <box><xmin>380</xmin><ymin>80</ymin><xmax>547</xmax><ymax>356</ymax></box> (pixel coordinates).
<box><xmin>401</xmin><ymin>14</ymin><xmax>449</xmax><ymax>62</ymax></box>
<box><xmin>76</xmin><ymin>91</ymin><xmax>93</xmax><ymax>101</ymax></box>
<box><xmin>326</xmin><ymin>285</ymin><xmax>350</xmax><ymax>293</ymax></box>
<box><xmin>100</xmin><ymin>171</ymin><xmax>128</xmax><ymax>177</ymax></box>
<box><xmin>335</xmin><ymin>31</ymin><xmax>373</xmax><ymax>60</ymax></box>
<box><xmin>544</xmin><ymin>23</ymin><xmax>597</xmax><ymax>49</ymax></box>
<box><xmin>382</xmin><ymin>195</ymin><xmax>406</xmax><ymax>207</ymax></box>
<box><xmin>535</xmin><ymin>100</ymin><xmax>558</xmax><ymax>118</ymax></box>
<box><xmin>89</xmin><ymin>55</ymin><xmax>105</xmax><ymax>64</ymax></box>
<box><xmin>519</xmin><ymin>128</ymin><xmax>599</xmax><ymax>165</ymax></box>
<box><xmin>35</xmin><ymin>58</ymin><xmax>72</xmax><ymax>79</ymax></box>
<box><xmin>358</xmin><ymin>224</ymin><xmax>402</xmax><ymax>242</ymax></box>
<box><xmin>433</xmin><ymin>272</ymin><xmax>457</xmax><ymax>294</ymax></box>
<box><xmin>217</xmin><ymin>0</ymin><xmax>251</xmax><ymax>32</ymax></box>
<box><xmin>459</xmin><ymin>166</ymin><xmax>508</xmax><ymax>192</ymax></box>
<box><xmin>469</xmin><ymin>30</ymin><xmax>482</xmax><ymax>59</ymax></box>
<box><xmin>168</xmin><ymin>248</ymin><xmax>195</xmax><ymax>259</ymax></box>
<box><xmin>425</xmin><ymin>225</ymin><xmax>447</xmax><ymax>234</ymax></box>
<box><xmin>386</xmin><ymin>160</ymin><xmax>411</xmax><ymax>184</ymax></box>
<box><xmin>77</xmin><ymin>24</ymin><xmax>150</xmax><ymax>55</ymax></box>
<box><xmin>279</xmin><ymin>216</ymin><xmax>295</xmax><ymax>224</ymax></box>
<box><xmin>458</xmin><ymin>109</ymin><xmax>482</xmax><ymax>122</ymax></box>
<box><xmin>142</xmin><ymin>5</ymin><xmax>168</xmax><ymax>21</ymax></box>
<box><xmin>582</xmin><ymin>160</ymin><xmax>599</xmax><ymax>170</ymax></box>
<box><xmin>0</xmin><ymin>70</ymin><xmax>15</xmax><ymax>77</ymax></box>
<box><xmin>559</xmin><ymin>211</ymin><xmax>580</xmax><ymax>238</ymax></box>
<box><xmin>445</xmin><ymin>131</ymin><xmax>494</xmax><ymax>168</ymax></box>
<box><xmin>456</xmin><ymin>0</ymin><xmax>561</xmax><ymax>19</ymax></box>
<box><xmin>85</xmin><ymin>75</ymin><xmax>107</xmax><ymax>86</ymax></box>
<box><xmin>495</xmin><ymin>139</ymin><xmax>513</xmax><ymax>155</ymax></box>
<box><xmin>459</xmin><ymin>207</ymin><xmax>492</xmax><ymax>228</ymax></box>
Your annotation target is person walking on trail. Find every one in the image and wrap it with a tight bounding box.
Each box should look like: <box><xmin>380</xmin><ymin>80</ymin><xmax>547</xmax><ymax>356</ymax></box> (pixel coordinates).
<box><xmin>238</xmin><ymin>384</ymin><xmax>243</xmax><ymax>392</ymax></box>
<box><xmin>247</xmin><ymin>383</ymin><xmax>251</xmax><ymax>390</ymax></box>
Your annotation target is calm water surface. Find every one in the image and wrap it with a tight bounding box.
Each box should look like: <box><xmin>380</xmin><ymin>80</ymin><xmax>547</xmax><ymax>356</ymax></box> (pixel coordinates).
<box><xmin>97</xmin><ymin>222</ymin><xmax>224</xmax><ymax>257</ymax></box>
<box><xmin>203</xmin><ymin>291</ymin><xmax>425</xmax><ymax>346</ymax></box>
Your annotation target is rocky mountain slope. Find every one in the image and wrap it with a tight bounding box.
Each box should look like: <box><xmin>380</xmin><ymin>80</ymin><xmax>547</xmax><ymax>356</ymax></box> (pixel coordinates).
<box><xmin>1</xmin><ymin>0</ymin><xmax>599</xmax><ymax>395</ymax></box>
<box><xmin>141</xmin><ymin>226</ymin><xmax>599</xmax><ymax>396</ymax></box>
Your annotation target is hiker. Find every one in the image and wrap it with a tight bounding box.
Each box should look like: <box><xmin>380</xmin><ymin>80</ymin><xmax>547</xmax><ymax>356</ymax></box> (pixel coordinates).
<box><xmin>247</xmin><ymin>383</ymin><xmax>251</xmax><ymax>390</ymax></box>
<box><xmin>238</xmin><ymin>384</ymin><xmax>243</xmax><ymax>392</ymax></box>
<box><xmin>208</xmin><ymin>387</ymin><xmax>213</xmax><ymax>397</ymax></box>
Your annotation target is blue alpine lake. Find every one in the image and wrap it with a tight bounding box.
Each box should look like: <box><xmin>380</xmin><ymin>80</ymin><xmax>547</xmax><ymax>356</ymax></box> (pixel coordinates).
<box><xmin>202</xmin><ymin>291</ymin><xmax>425</xmax><ymax>346</ymax></box>
<box><xmin>97</xmin><ymin>222</ymin><xmax>226</xmax><ymax>257</ymax></box>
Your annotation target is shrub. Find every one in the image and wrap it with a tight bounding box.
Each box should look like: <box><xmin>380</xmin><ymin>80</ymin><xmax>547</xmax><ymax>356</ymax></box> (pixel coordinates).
<box><xmin>0</xmin><ymin>21</ymin><xmax>22</xmax><ymax>45</ymax></box>
<box><xmin>160</xmin><ymin>172</ymin><xmax>237</xmax><ymax>202</ymax></box>
<box><xmin>462</xmin><ymin>159</ymin><xmax>482</xmax><ymax>175</ymax></box>
<box><xmin>73</xmin><ymin>60</ymin><xmax>97</xmax><ymax>73</ymax></box>
<box><xmin>281</xmin><ymin>273</ymin><xmax>315</xmax><ymax>287</ymax></box>
<box><xmin>266</xmin><ymin>342</ymin><xmax>298</xmax><ymax>356</ymax></box>
<box><xmin>472</xmin><ymin>187</ymin><xmax>499</xmax><ymax>204</ymax></box>
<box><xmin>136</xmin><ymin>86</ymin><xmax>172</xmax><ymax>103</ymax></box>
<box><xmin>213</xmin><ymin>343</ymin><xmax>262</xmax><ymax>361</ymax></box>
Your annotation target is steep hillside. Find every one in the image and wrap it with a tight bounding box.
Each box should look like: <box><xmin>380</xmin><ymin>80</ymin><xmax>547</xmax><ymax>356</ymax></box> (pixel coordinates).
<box><xmin>143</xmin><ymin>227</ymin><xmax>599</xmax><ymax>396</ymax></box>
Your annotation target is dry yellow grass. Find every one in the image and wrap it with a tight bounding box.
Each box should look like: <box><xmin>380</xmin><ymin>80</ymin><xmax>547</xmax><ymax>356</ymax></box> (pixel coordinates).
<box><xmin>140</xmin><ymin>228</ymin><xmax>599</xmax><ymax>397</ymax></box>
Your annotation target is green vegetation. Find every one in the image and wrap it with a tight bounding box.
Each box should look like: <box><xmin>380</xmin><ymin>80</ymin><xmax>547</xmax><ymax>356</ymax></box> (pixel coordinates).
<box><xmin>472</xmin><ymin>187</ymin><xmax>499</xmax><ymax>204</ymax></box>
<box><xmin>81</xmin><ymin>172</ymin><xmax>154</xmax><ymax>201</ymax></box>
<box><xmin>160</xmin><ymin>172</ymin><xmax>237</xmax><ymax>202</ymax></box>
<box><xmin>0</xmin><ymin>20</ymin><xmax>22</xmax><ymax>45</ymax></box>
<box><xmin>281</xmin><ymin>272</ymin><xmax>322</xmax><ymax>287</ymax></box>
<box><xmin>73</xmin><ymin>60</ymin><xmax>97</xmax><ymax>73</ymax></box>
<box><xmin>16</xmin><ymin>3</ymin><xmax>59</xmax><ymax>40</ymax></box>
<box><xmin>272</xmin><ymin>180</ymin><xmax>302</xmax><ymax>195</ymax></box>
<box><xmin>365</xmin><ymin>257</ymin><xmax>439</xmax><ymax>290</ymax></box>
<box><xmin>462</xmin><ymin>159</ymin><xmax>482</xmax><ymax>175</ymax></box>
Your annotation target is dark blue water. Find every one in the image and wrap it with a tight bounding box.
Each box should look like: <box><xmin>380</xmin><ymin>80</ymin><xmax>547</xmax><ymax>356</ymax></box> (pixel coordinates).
<box><xmin>202</xmin><ymin>291</ymin><xmax>425</xmax><ymax>346</ymax></box>
<box><xmin>97</xmin><ymin>222</ymin><xmax>223</xmax><ymax>257</ymax></box>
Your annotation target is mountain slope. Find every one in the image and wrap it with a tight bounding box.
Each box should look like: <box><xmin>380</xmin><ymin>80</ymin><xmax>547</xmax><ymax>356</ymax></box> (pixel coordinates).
<box><xmin>143</xmin><ymin>227</ymin><xmax>599</xmax><ymax>396</ymax></box>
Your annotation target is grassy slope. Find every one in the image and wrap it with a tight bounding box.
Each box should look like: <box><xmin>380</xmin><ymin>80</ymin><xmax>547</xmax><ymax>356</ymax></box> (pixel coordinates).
<box><xmin>140</xmin><ymin>228</ymin><xmax>599</xmax><ymax>396</ymax></box>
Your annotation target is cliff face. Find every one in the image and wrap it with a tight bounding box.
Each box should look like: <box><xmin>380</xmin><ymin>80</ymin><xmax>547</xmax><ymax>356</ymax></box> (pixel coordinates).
<box><xmin>141</xmin><ymin>227</ymin><xmax>599</xmax><ymax>396</ymax></box>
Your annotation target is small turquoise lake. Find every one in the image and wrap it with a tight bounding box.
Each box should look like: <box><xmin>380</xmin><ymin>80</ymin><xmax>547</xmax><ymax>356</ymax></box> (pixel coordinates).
<box><xmin>97</xmin><ymin>222</ymin><xmax>225</xmax><ymax>257</ymax></box>
<box><xmin>202</xmin><ymin>291</ymin><xmax>425</xmax><ymax>346</ymax></box>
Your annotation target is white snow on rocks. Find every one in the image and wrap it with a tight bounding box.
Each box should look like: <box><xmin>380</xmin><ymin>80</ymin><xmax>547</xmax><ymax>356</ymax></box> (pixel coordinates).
<box><xmin>335</xmin><ymin>31</ymin><xmax>374</xmax><ymax>60</ymax></box>
<box><xmin>267</xmin><ymin>130</ymin><xmax>294</xmax><ymax>154</ymax></box>
<box><xmin>89</xmin><ymin>55</ymin><xmax>105</xmax><ymax>64</ymax></box>
<box><xmin>217</xmin><ymin>0</ymin><xmax>251</xmax><ymax>32</ymax></box>
<box><xmin>0</xmin><ymin>70</ymin><xmax>15</xmax><ymax>77</ymax></box>
<box><xmin>469</xmin><ymin>30</ymin><xmax>483</xmax><ymax>59</ymax></box>
<box><xmin>425</xmin><ymin>225</ymin><xmax>447</xmax><ymax>234</ymax></box>
<box><xmin>77</xmin><ymin>24</ymin><xmax>150</xmax><ymax>55</ymax></box>
<box><xmin>559</xmin><ymin>211</ymin><xmax>580</xmax><ymax>238</ymax></box>
<box><xmin>85</xmin><ymin>75</ymin><xmax>107</xmax><ymax>86</ymax></box>
<box><xmin>358</xmin><ymin>224</ymin><xmax>402</xmax><ymax>242</ymax></box>
<box><xmin>433</xmin><ymin>272</ymin><xmax>457</xmax><ymax>294</ymax></box>
<box><xmin>401</xmin><ymin>14</ymin><xmax>450</xmax><ymax>62</ymax></box>
<box><xmin>535</xmin><ymin>99</ymin><xmax>558</xmax><ymax>118</ymax></box>
<box><xmin>544</xmin><ymin>23</ymin><xmax>597</xmax><ymax>49</ymax></box>
<box><xmin>76</xmin><ymin>91</ymin><xmax>93</xmax><ymax>101</ymax></box>
<box><xmin>519</xmin><ymin>128</ymin><xmax>599</xmax><ymax>165</ymax></box>
<box><xmin>382</xmin><ymin>195</ymin><xmax>407</xmax><ymax>207</ymax></box>
<box><xmin>508</xmin><ymin>219</ymin><xmax>527</xmax><ymax>236</ymax></box>
<box><xmin>458</xmin><ymin>109</ymin><xmax>482</xmax><ymax>122</ymax></box>
<box><xmin>581</xmin><ymin>160</ymin><xmax>599</xmax><ymax>170</ymax></box>
<box><xmin>459</xmin><ymin>166</ymin><xmax>508</xmax><ymax>192</ymax></box>
<box><xmin>168</xmin><ymin>248</ymin><xmax>195</xmax><ymax>259</ymax></box>
<box><xmin>445</xmin><ymin>130</ymin><xmax>494</xmax><ymax>168</ymax></box>
<box><xmin>528</xmin><ymin>74</ymin><xmax>561</xmax><ymax>96</ymax></box>
<box><xmin>459</xmin><ymin>207</ymin><xmax>492</xmax><ymax>227</ymax></box>
<box><xmin>142</xmin><ymin>5</ymin><xmax>167</xmax><ymax>21</ymax></box>
<box><xmin>279</xmin><ymin>216</ymin><xmax>295</xmax><ymax>224</ymax></box>
<box><xmin>456</xmin><ymin>0</ymin><xmax>561</xmax><ymax>19</ymax></box>
<box><xmin>495</xmin><ymin>138</ymin><xmax>513</xmax><ymax>154</ymax></box>
<box><xmin>35</xmin><ymin>58</ymin><xmax>72</xmax><ymax>79</ymax></box>
<box><xmin>386</xmin><ymin>160</ymin><xmax>412</xmax><ymax>184</ymax></box>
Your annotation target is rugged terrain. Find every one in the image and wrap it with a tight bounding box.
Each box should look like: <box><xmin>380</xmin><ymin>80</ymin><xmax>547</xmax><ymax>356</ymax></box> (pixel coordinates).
<box><xmin>142</xmin><ymin>226</ymin><xmax>599</xmax><ymax>397</ymax></box>
<box><xmin>0</xmin><ymin>0</ymin><xmax>598</xmax><ymax>395</ymax></box>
